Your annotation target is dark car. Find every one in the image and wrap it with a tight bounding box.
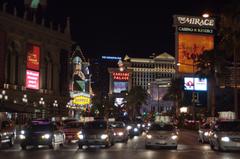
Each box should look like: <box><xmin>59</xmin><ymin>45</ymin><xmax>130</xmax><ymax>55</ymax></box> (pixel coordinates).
<box><xmin>126</xmin><ymin>122</ymin><xmax>141</xmax><ymax>138</ymax></box>
<box><xmin>78</xmin><ymin>120</ymin><xmax>114</xmax><ymax>149</ymax></box>
<box><xmin>0</xmin><ymin>120</ymin><xmax>15</xmax><ymax>147</ymax></box>
<box><xmin>19</xmin><ymin>120</ymin><xmax>65</xmax><ymax>150</ymax></box>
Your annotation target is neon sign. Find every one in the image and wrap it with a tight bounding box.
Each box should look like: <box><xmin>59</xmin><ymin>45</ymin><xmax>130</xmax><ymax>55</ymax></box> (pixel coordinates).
<box><xmin>73</xmin><ymin>95</ymin><xmax>90</xmax><ymax>105</ymax></box>
<box><xmin>26</xmin><ymin>70</ymin><xmax>39</xmax><ymax>90</ymax></box>
<box><xmin>113</xmin><ymin>72</ymin><xmax>129</xmax><ymax>81</ymax></box>
<box><xmin>27</xmin><ymin>44</ymin><xmax>40</xmax><ymax>71</ymax></box>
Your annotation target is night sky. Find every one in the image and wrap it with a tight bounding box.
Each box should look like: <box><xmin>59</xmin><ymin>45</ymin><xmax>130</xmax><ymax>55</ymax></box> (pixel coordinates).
<box><xmin>2</xmin><ymin>0</ymin><xmax>229</xmax><ymax>58</ymax></box>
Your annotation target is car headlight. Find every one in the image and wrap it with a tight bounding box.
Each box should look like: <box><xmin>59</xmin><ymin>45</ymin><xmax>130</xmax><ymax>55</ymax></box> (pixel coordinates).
<box><xmin>171</xmin><ymin>135</ymin><xmax>178</xmax><ymax>140</ymax></box>
<box><xmin>127</xmin><ymin>126</ymin><xmax>132</xmax><ymax>130</ymax></box>
<box><xmin>118</xmin><ymin>132</ymin><xmax>124</xmax><ymax>136</ymax></box>
<box><xmin>146</xmin><ymin>134</ymin><xmax>152</xmax><ymax>139</ymax></box>
<box><xmin>101</xmin><ymin>134</ymin><xmax>108</xmax><ymax>140</ymax></box>
<box><xmin>19</xmin><ymin>134</ymin><xmax>26</xmax><ymax>140</ymax></box>
<box><xmin>204</xmin><ymin>132</ymin><xmax>209</xmax><ymax>136</ymax></box>
<box><xmin>3</xmin><ymin>132</ymin><xmax>7</xmax><ymax>136</ymax></box>
<box><xmin>41</xmin><ymin>134</ymin><xmax>50</xmax><ymax>139</ymax></box>
<box><xmin>21</xmin><ymin>130</ymin><xmax>25</xmax><ymax>135</ymax></box>
<box><xmin>142</xmin><ymin>124</ymin><xmax>145</xmax><ymax>128</ymax></box>
<box><xmin>137</xmin><ymin>124</ymin><xmax>141</xmax><ymax>127</ymax></box>
<box><xmin>221</xmin><ymin>136</ymin><xmax>230</xmax><ymax>142</ymax></box>
<box><xmin>134</xmin><ymin>128</ymin><xmax>138</xmax><ymax>132</ymax></box>
<box><xmin>77</xmin><ymin>131</ymin><xmax>84</xmax><ymax>140</ymax></box>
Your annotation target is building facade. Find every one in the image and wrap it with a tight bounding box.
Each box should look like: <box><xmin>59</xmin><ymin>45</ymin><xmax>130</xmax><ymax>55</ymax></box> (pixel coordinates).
<box><xmin>123</xmin><ymin>53</ymin><xmax>176</xmax><ymax>90</ymax></box>
<box><xmin>0</xmin><ymin>5</ymin><xmax>73</xmax><ymax>121</ymax></box>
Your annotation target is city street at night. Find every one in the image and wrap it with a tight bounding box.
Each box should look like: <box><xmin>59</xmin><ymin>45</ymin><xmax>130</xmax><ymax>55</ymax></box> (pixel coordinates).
<box><xmin>0</xmin><ymin>130</ymin><xmax>240</xmax><ymax>159</ymax></box>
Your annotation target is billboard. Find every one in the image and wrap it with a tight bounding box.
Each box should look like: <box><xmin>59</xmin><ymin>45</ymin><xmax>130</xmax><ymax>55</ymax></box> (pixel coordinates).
<box><xmin>26</xmin><ymin>70</ymin><xmax>39</xmax><ymax>90</ymax></box>
<box><xmin>73</xmin><ymin>95</ymin><xmax>90</xmax><ymax>105</ymax></box>
<box><xmin>178</xmin><ymin>33</ymin><xmax>214</xmax><ymax>73</ymax></box>
<box><xmin>184</xmin><ymin>77</ymin><xmax>207</xmax><ymax>91</ymax></box>
<box><xmin>113</xmin><ymin>81</ymin><xmax>128</xmax><ymax>93</ymax></box>
<box><xmin>27</xmin><ymin>44</ymin><xmax>40</xmax><ymax>71</ymax></box>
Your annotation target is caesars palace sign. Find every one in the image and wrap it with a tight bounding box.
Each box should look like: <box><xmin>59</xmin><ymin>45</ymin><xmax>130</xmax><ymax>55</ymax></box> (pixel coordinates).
<box><xmin>174</xmin><ymin>15</ymin><xmax>215</xmax><ymax>28</ymax></box>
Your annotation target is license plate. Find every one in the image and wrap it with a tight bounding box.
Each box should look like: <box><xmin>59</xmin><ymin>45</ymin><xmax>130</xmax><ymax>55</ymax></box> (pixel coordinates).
<box><xmin>236</xmin><ymin>143</ymin><xmax>240</xmax><ymax>147</ymax></box>
<box><xmin>156</xmin><ymin>140</ymin><xmax>165</xmax><ymax>144</ymax></box>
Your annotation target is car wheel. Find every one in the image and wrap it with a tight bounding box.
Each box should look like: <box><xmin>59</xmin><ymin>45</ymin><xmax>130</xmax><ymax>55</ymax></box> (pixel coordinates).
<box><xmin>145</xmin><ymin>145</ymin><xmax>150</xmax><ymax>149</ymax></box>
<box><xmin>172</xmin><ymin>146</ymin><xmax>178</xmax><ymax>150</ymax></box>
<box><xmin>78</xmin><ymin>144</ymin><xmax>83</xmax><ymax>149</ymax></box>
<box><xmin>49</xmin><ymin>138</ymin><xmax>56</xmax><ymax>149</ymax></box>
<box><xmin>8</xmin><ymin>137</ymin><xmax>14</xmax><ymax>147</ymax></box>
<box><xmin>21</xmin><ymin>144</ymin><xmax>27</xmax><ymax>150</ymax></box>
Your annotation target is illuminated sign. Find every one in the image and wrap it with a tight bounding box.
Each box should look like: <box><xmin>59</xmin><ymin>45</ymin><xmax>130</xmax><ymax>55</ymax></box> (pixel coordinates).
<box><xmin>178</xmin><ymin>33</ymin><xmax>214</xmax><ymax>73</ymax></box>
<box><xmin>174</xmin><ymin>15</ymin><xmax>215</xmax><ymax>28</ymax></box>
<box><xmin>178</xmin><ymin>27</ymin><xmax>214</xmax><ymax>34</ymax></box>
<box><xmin>184</xmin><ymin>77</ymin><xmax>207</xmax><ymax>91</ymax></box>
<box><xmin>73</xmin><ymin>95</ymin><xmax>90</xmax><ymax>105</ymax></box>
<box><xmin>113</xmin><ymin>72</ymin><xmax>129</xmax><ymax>81</ymax></box>
<box><xmin>113</xmin><ymin>82</ymin><xmax>128</xmax><ymax>93</ymax></box>
<box><xmin>26</xmin><ymin>70</ymin><xmax>39</xmax><ymax>90</ymax></box>
<box><xmin>102</xmin><ymin>56</ymin><xmax>121</xmax><ymax>60</ymax></box>
<box><xmin>27</xmin><ymin>44</ymin><xmax>40</xmax><ymax>70</ymax></box>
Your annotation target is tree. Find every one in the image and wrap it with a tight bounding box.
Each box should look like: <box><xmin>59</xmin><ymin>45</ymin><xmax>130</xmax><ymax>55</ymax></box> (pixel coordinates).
<box><xmin>219</xmin><ymin>1</ymin><xmax>240</xmax><ymax>118</ymax></box>
<box><xmin>126</xmin><ymin>86</ymin><xmax>148</xmax><ymax>121</ymax></box>
<box><xmin>196</xmin><ymin>49</ymin><xmax>227</xmax><ymax>116</ymax></box>
<box><xmin>163</xmin><ymin>77</ymin><xmax>184</xmax><ymax>117</ymax></box>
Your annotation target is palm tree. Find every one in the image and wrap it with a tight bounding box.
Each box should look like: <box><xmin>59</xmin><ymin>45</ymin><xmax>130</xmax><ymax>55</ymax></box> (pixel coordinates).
<box><xmin>163</xmin><ymin>77</ymin><xmax>184</xmax><ymax>117</ymax></box>
<box><xmin>126</xmin><ymin>86</ymin><xmax>148</xmax><ymax>121</ymax></box>
<box><xmin>195</xmin><ymin>49</ymin><xmax>227</xmax><ymax>117</ymax></box>
<box><xmin>219</xmin><ymin>1</ymin><xmax>240</xmax><ymax>118</ymax></box>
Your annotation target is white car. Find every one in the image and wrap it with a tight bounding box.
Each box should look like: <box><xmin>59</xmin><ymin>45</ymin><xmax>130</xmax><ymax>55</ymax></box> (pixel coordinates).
<box><xmin>145</xmin><ymin>123</ymin><xmax>178</xmax><ymax>149</ymax></box>
<box><xmin>209</xmin><ymin>120</ymin><xmax>240</xmax><ymax>151</ymax></box>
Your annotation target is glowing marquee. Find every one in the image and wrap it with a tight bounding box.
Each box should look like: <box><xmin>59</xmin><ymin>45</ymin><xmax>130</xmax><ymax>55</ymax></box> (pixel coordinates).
<box><xmin>113</xmin><ymin>72</ymin><xmax>129</xmax><ymax>81</ymax></box>
<box><xmin>73</xmin><ymin>95</ymin><xmax>90</xmax><ymax>105</ymax></box>
<box><xmin>26</xmin><ymin>70</ymin><xmax>39</xmax><ymax>90</ymax></box>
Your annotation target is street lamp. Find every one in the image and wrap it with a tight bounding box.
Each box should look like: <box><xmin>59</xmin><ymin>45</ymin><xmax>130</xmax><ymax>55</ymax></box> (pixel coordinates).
<box><xmin>22</xmin><ymin>94</ymin><xmax>28</xmax><ymax>103</ymax></box>
<box><xmin>0</xmin><ymin>90</ymin><xmax>8</xmax><ymax>101</ymax></box>
<box><xmin>39</xmin><ymin>97</ymin><xmax>45</xmax><ymax>118</ymax></box>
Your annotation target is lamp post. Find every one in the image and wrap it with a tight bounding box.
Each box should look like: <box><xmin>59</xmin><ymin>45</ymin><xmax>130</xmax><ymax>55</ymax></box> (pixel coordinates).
<box><xmin>39</xmin><ymin>97</ymin><xmax>45</xmax><ymax>118</ymax></box>
<box><xmin>191</xmin><ymin>54</ymin><xmax>197</xmax><ymax>121</ymax></box>
<box><xmin>53</xmin><ymin>100</ymin><xmax>58</xmax><ymax>118</ymax></box>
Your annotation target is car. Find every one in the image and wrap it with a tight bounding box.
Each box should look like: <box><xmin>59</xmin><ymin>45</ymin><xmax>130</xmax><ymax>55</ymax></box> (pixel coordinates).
<box><xmin>63</xmin><ymin>121</ymin><xmax>83</xmax><ymax>143</ymax></box>
<box><xmin>0</xmin><ymin>120</ymin><xmax>15</xmax><ymax>147</ymax></box>
<box><xmin>198</xmin><ymin>122</ymin><xmax>211</xmax><ymax>143</ymax></box>
<box><xmin>209</xmin><ymin>120</ymin><xmax>240</xmax><ymax>151</ymax></box>
<box><xmin>145</xmin><ymin>123</ymin><xmax>179</xmax><ymax>149</ymax></box>
<box><xmin>110</xmin><ymin>121</ymin><xmax>129</xmax><ymax>143</ymax></box>
<box><xmin>19</xmin><ymin>120</ymin><xmax>65</xmax><ymax>150</ymax></box>
<box><xmin>126</xmin><ymin>123</ymin><xmax>141</xmax><ymax>138</ymax></box>
<box><xmin>78</xmin><ymin>120</ymin><xmax>115</xmax><ymax>149</ymax></box>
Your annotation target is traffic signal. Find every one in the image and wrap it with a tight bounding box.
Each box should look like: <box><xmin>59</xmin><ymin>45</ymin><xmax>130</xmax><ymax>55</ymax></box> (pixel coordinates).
<box><xmin>192</xmin><ymin>92</ymin><xmax>198</xmax><ymax>102</ymax></box>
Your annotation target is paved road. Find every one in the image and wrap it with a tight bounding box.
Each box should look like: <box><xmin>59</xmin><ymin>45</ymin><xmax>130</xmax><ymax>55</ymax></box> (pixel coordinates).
<box><xmin>0</xmin><ymin>130</ymin><xmax>239</xmax><ymax>159</ymax></box>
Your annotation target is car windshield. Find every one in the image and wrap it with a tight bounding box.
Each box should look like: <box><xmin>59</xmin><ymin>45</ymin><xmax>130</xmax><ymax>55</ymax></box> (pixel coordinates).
<box><xmin>216</xmin><ymin>121</ymin><xmax>240</xmax><ymax>131</ymax></box>
<box><xmin>84</xmin><ymin>121</ymin><xmax>107</xmax><ymax>129</ymax></box>
<box><xmin>29</xmin><ymin>124</ymin><xmax>53</xmax><ymax>132</ymax></box>
<box><xmin>111</xmin><ymin>122</ymin><xmax>125</xmax><ymax>128</ymax></box>
<box><xmin>64</xmin><ymin>122</ymin><xmax>83</xmax><ymax>129</ymax></box>
<box><xmin>150</xmin><ymin>124</ymin><xmax>175</xmax><ymax>131</ymax></box>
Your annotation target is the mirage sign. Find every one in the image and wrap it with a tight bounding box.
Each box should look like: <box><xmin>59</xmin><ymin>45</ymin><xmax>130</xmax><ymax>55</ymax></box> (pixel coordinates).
<box><xmin>173</xmin><ymin>15</ymin><xmax>215</xmax><ymax>28</ymax></box>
